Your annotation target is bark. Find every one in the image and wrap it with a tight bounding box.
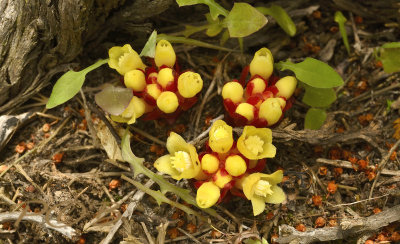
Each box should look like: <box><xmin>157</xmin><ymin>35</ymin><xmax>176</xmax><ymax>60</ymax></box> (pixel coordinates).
<box><xmin>0</xmin><ymin>0</ymin><xmax>173</xmax><ymax>114</ymax></box>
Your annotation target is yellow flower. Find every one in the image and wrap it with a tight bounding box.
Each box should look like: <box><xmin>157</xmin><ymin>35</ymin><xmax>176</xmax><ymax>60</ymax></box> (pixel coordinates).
<box><xmin>275</xmin><ymin>76</ymin><xmax>297</xmax><ymax>99</ymax></box>
<box><xmin>157</xmin><ymin>91</ymin><xmax>179</xmax><ymax>113</ymax></box>
<box><xmin>108</xmin><ymin>44</ymin><xmax>146</xmax><ymax>75</ymax></box>
<box><xmin>248</xmin><ymin>78</ymin><xmax>266</xmax><ymax>94</ymax></box>
<box><xmin>209</xmin><ymin>120</ymin><xmax>234</xmax><ymax>153</ymax></box>
<box><xmin>237</xmin><ymin>126</ymin><xmax>276</xmax><ymax>160</ymax></box>
<box><xmin>241</xmin><ymin>170</ymin><xmax>286</xmax><ymax>216</ymax></box>
<box><xmin>124</xmin><ymin>69</ymin><xmax>146</xmax><ymax>92</ymax></box>
<box><xmin>201</xmin><ymin>154</ymin><xmax>219</xmax><ymax>174</ymax></box>
<box><xmin>258</xmin><ymin>98</ymin><xmax>283</xmax><ymax>126</ymax></box>
<box><xmin>235</xmin><ymin>103</ymin><xmax>255</xmax><ymax>121</ymax></box>
<box><xmin>155</xmin><ymin>40</ymin><xmax>176</xmax><ymax>68</ymax></box>
<box><xmin>225</xmin><ymin>155</ymin><xmax>247</xmax><ymax>176</ymax></box>
<box><xmin>196</xmin><ymin>181</ymin><xmax>220</xmax><ymax>208</ymax></box>
<box><xmin>154</xmin><ymin>132</ymin><xmax>201</xmax><ymax>180</ymax></box>
<box><xmin>249</xmin><ymin>47</ymin><xmax>274</xmax><ymax>80</ymax></box>
<box><xmin>177</xmin><ymin>71</ymin><xmax>203</xmax><ymax>98</ymax></box>
<box><xmin>157</xmin><ymin>68</ymin><xmax>174</xmax><ymax>88</ymax></box>
<box><xmin>213</xmin><ymin>169</ymin><xmax>232</xmax><ymax>188</ymax></box>
<box><xmin>222</xmin><ymin>81</ymin><xmax>244</xmax><ymax>103</ymax></box>
<box><xmin>110</xmin><ymin>96</ymin><xmax>147</xmax><ymax>124</ymax></box>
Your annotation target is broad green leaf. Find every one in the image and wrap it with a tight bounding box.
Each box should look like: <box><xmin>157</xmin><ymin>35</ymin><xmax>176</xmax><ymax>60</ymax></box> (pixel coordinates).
<box><xmin>225</xmin><ymin>3</ymin><xmax>268</xmax><ymax>38</ymax></box>
<box><xmin>334</xmin><ymin>11</ymin><xmax>350</xmax><ymax>54</ymax></box>
<box><xmin>382</xmin><ymin>42</ymin><xmax>400</xmax><ymax>49</ymax></box>
<box><xmin>46</xmin><ymin>59</ymin><xmax>108</xmax><ymax>109</ymax></box>
<box><xmin>275</xmin><ymin>58</ymin><xmax>344</xmax><ymax>88</ymax></box>
<box><xmin>157</xmin><ymin>34</ymin><xmax>235</xmax><ymax>52</ymax></box>
<box><xmin>305</xmin><ymin>108</ymin><xmax>327</xmax><ymax>130</ymax></box>
<box><xmin>94</xmin><ymin>85</ymin><xmax>133</xmax><ymax>116</ymax></box>
<box><xmin>302</xmin><ymin>85</ymin><xmax>336</xmax><ymax>108</ymax></box>
<box><xmin>176</xmin><ymin>0</ymin><xmax>229</xmax><ymax>19</ymax></box>
<box><xmin>378</xmin><ymin>43</ymin><xmax>400</xmax><ymax>73</ymax></box>
<box><xmin>140</xmin><ymin>30</ymin><xmax>157</xmax><ymax>58</ymax></box>
<box><xmin>256</xmin><ymin>5</ymin><xmax>296</xmax><ymax>37</ymax></box>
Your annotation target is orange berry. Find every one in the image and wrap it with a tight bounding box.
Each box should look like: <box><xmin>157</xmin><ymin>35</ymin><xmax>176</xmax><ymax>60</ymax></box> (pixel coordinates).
<box><xmin>373</xmin><ymin>208</ymin><xmax>381</xmax><ymax>214</ymax></box>
<box><xmin>266</xmin><ymin>211</ymin><xmax>274</xmax><ymax>220</ymax></box>
<box><xmin>52</xmin><ymin>152</ymin><xmax>64</xmax><ymax>164</ymax></box>
<box><xmin>177</xmin><ymin>219</ymin><xmax>185</xmax><ymax>227</ymax></box>
<box><xmin>328</xmin><ymin>219</ymin><xmax>338</xmax><ymax>227</ymax></box>
<box><xmin>15</xmin><ymin>142</ymin><xmax>26</xmax><ymax>154</ymax></box>
<box><xmin>390</xmin><ymin>151</ymin><xmax>397</xmax><ymax>161</ymax></box>
<box><xmin>315</xmin><ymin>217</ymin><xmax>326</xmax><ymax>228</ymax></box>
<box><xmin>354</xmin><ymin>16</ymin><xmax>363</xmax><ymax>24</ymax></box>
<box><xmin>318</xmin><ymin>166</ymin><xmax>328</xmax><ymax>176</ymax></box>
<box><xmin>364</xmin><ymin>240</ymin><xmax>374</xmax><ymax>244</ymax></box>
<box><xmin>296</xmin><ymin>224</ymin><xmax>306</xmax><ymax>232</ymax></box>
<box><xmin>327</xmin><ymin>181</ymin><xmax>337</xmax><ymax>194</ymax></box>
<box><xmin>79</xmin><ymin>109</ymin><xmax>85</xmax><ymax>117</ymax></box>
<box><xmin>333</xmin><ymin>167</ymin><xmax>343</xmax><ymax>177</ymax></box>
<box><xmin>0</xmin><ymin>165</ymin><xmax>8</xmax><ymax>173</ymax></box>
<box><xmin>367</xmin><ymin>171</ymin><xmax>376</xmax><ymax>181</ymax></box>
<box><xmin>77</xmin><ymin>236</ymin><xmax>86</xmax><ymax>244</ymax></box>
<box><xmin>357</xmin><ymin>159</ymin><xmax>368</xmax><ymax>170</ymax></box>
<box><xmin>26</xmin><ymin>142</ymin><xmax>34</xmax><ymax>150</ymax></box>
<box><xmin>312</xmin><ymin>10</ymin><xmax>321</xmax><ymax>19</ymax></box>
<box><xmin>211</xmin><ymin>230</ymin><xmax>222</xmax><ymax>238</ymax></box>
<box><xmin>270</xmin><ymin>233</ymin><xmax>279</xmax><ymax>244</ymax></box>
<box><xmin>42</xmin><ymin>123</ymin><xmax>50</xmax><ymax>132</ymax></box>
<box><xmin>312</xmin><ymin>195</ymin><xmax>323</xmax><ymax>207</ymax></box>
<box><xmin>109</xmin><ymin>179</ymin><xmax>121</xmax><ymax>190</ymax></box>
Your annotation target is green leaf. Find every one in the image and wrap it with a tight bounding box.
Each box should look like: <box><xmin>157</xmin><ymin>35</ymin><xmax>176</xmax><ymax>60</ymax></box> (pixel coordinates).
<box><xmin>157</xmin><ymin>34</ymin><xmax>235</xmax><ymax>52</ymax></box>
<box><xmin>176</xmin><ymin>0</ymin><xmax>229</xmax><ymax>19</ymax></box>
<box><xmin>305</xmin><ymin>108</ymin><xmax>327</xmax><ymax>130</ymax></box>
<box><xmin>302</xmin><ymin>85</ymin><xmax>336</xmax><ymax>108</ymax></box>
<box><xmin>256</xmin><ymin>5</ymin><xmax>296</xmax><ymax>37</ymax></box>
<box><xmin>378</xmin><ymin>43</ymin><xmax>400</xmax><ymax>73</ymax></box>
<box><xmin>220</xmin><ymin>29</ymin><xmax>230</xmax><ymax>46</ymax></box>
<box><xmin>275</xmin><ymin>58</ymin><xmax>344</xmax><ymax>88</ymax></box>
<box><xmin>334</xmin><ymin>11</ymin><xmax>350</xmax><ymax>54</ymax></box>
<box><xmin>205</xmin><ymin>13</ymin><xmax>223</xmax><ymax>37</ymax></box>
<box><xmin>225</xmin><ymin>3</ymin><xmax>268</xmax><ymax>38</ymax></box>
<box><xmin>46</xmin><ymin>59</ymin><xmax>108</xmax><ymax>109</ymax></box>
<box><xmin>181</xmin><ymin>25</ymin><xmax>209</xmax><ymax>37</ymax></box>
<box><xmin>140</xmin><ymin>30</ymin><xmax>157</xmax><ymax>58</ymax></box>
<box><xmin>94</xmin><ymin>85</ymin><xmax>133</xmax><ymax>116</ymax></box>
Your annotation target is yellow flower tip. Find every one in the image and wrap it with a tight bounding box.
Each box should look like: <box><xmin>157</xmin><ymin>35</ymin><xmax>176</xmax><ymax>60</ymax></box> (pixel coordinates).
<box><xmin>170</xmin><ymin>151</ymin><xmax>192</xmax><ymax>172</ymax></box>
<box><xmin>241</xmin><ymin>171</ymin><xmax>286</xmax><ymax>216</ymax></box>
<box><xmin>157</xmin><ymin>91</ymin><xmax>179</xmax><ymax>113</ymax></box>
<box><xmin>155</xmin><ymin>39</ymin><xmax>176</xmax><ymax>68</ymax></box>
<box><xmin>201</xmin><ymin>154</ymin><xmax>220</xmax><ymax>174</ymax></box>
<box><xmin>249</xmin><ymin>47</ymin><xmax>274</xmax><ymax>80</ymax></box>
<box><xmin>259</xmin><ymin>98</ymin><xmax>283</xmax><ymax>126</ymax></box>
<box><xmin>213</xmin><ymin>169</ymin><xmax>233</xmax><ymax>188</ymax></box>
<box><xmin>146</xmin><ymin>84</ymin><xmax>162</xmax><ymax>100</ymax></box>
<box><xmin>177</xmin><ymin>71</ymin><xmax>203</xmax><ymax>98</ymax></box>
<box><xmin>248</xmin><ymin>78</ymin><xmax>266</xmax><ymax>94</ymax></box>
<box><xmin>196</xmin><ymin>182</ymin><xmax>220</xmax><ymax>208</ymax></box>
<box><xmin>148</xmin><ymin>72</ymin><xmax>158</xmax><ymax>83</ymax></box>
<box><xmin>235</xmin><ymin>103</ymin><xmax>255</xmax><ymax>121</ymax></box>
<box><xmin>275</xmin><ymin>97</ymin><xmax>286</xmax><ymax>109</ymax></box>
<box><xmin>108</xmin><ymin>44</ymin><xmax>146</xmax><ymax>75</ymax></box>
<box><xmin>124</xmin><ymin>69</ymin><xmax>146</xmax><ymax>92</ymax></box>
<box><xmin>120</xmin><ymin>96</ymin><xmax>147</xmax><ymax>124</ymax></box>
<box><xmin>237</xmin><ymin>126</ymin><xmax>276</xmax><ymax>160</ymax></box>
<box><xmin>209</xmin><ymin>120</ymin><xmax>234</xmax><ymax>153</ymax></box>
<box><xmin>275</xmin><ymin>76</ymin><xmax>297</xmax><ymax>99</ymax></box>
<box><xmin>222</xmin><ymin>82</ymin><xmax>244</xmax><ymax>103</ymax></box>
<box><xmin>225</xmin><ymin>155</ymin><xmax>247</xmax><ymax>177</ymax></box>
<box><xmin>157</xmin><ymin>68</ymin><xmax>174</xmax><ymax>88</ymax></box>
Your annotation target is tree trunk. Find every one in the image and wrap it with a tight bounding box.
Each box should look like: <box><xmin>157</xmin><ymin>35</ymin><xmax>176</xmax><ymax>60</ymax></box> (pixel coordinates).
<box><xmin>0</xmin><ymin>0</ymin><xmax>173</xmax><ymax>114</ymax></box>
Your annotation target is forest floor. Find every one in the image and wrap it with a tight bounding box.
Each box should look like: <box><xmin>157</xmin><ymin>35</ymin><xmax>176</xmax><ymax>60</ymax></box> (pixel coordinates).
<box><xmin>0</xmin><ymin>0</ymin><xmax>400</xmax><ymax>243</ymax></box>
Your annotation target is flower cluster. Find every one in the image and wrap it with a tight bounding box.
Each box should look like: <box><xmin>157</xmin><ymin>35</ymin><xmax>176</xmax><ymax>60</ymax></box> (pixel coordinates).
<box><xmin>222</xmin><ymin>47</ymin><xmax>297</xmax><ymax>127</ymax></box>
<box><xmin>108</xmin><ymin>40</ymin><xmax>203</xmax><ymax>123</ymax></box>
<box><xmin>154</xmin><ymin>120</ymin><xmax>286</xmax><ymax>215</ymax></box>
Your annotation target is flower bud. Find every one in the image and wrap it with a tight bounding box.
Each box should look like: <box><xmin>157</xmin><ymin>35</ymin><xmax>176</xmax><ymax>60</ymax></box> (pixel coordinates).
<box><xmin>157</xmin><ymin>68</ymin><xmax>174</xmax><ymax>88</ymax></box>
<box><xmin>155</xmin><ymin>40</ymin><xmax>176</xmax><ymax>68</ymax></box>
<box><xmin>124</xmin><ymin>69</ymin><xmax>146</xmax><ymax>92</ymax></box>
<box><xmin>196</xmin><ymin>182</ymin><xmax>220</xmax><ymax>208</ymax></box>
<box><xmin>235</xmin><ymin>103</ymin><xmax>255</xmax><ymax>121</ymax></box>
<box><xmin>259</xmin><ymin>98</ymin><xmax>282</xmax><ymax>126</ymax></box>
<box><xmin>108</xmin><ymin>44</ymin><xmax>146</xmax><ymax>75</ymax></box>
<box><xmin>275</xmin><ymin>76</ymin><xmax>297</xmax><ymax>99</ymax></box>
<box><xmin>249</xmin><ymin>48</ymin><xmax>274</xmax><ymax>80</ymax></box>
<box><xmin>177</xmin><ymin>71</ymin><xmax>203</xmax><ymax>98</ymax></box>
<box><xmin>222</xmin><ymin>82</ymin><xmax>243</xmax><ymax>103</ymax></box>
<box><xmin>247</xmin><ymin>78</ymin><xmax>266</xmax><ymax>95</ymax></box>
<box><xmin>209</xmin><ymin>120</ymin><xmax>233</xmax><ymax>153</ymax></box>
<box><xmin>157</xmin><ymin>91</ymin><xmax>179</xmax><ymax>113</ymax></box>
<box><xmin>146</xmin><ymin>84</ymin><xmax>162</xmax><ymax>100</ymax></box>
<box><xmin>201</xmin><ymin>154</ymin><xmax>219</xmax><ymax>174</ymax></box>
<box><xmin>213</xmin><ymin>169</ymin><xmax>232</xmax><ymax>188</ymax></box>
<box><xmin>225</xmin><ymin>155</ymin><xmax>247</xmax><ymax>177</ymax></box>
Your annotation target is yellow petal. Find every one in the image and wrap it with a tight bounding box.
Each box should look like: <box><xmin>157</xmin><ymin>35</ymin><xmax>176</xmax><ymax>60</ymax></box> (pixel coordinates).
<box><xmin>260</xmin><ymin>170</ymin><xmax>283</xmax><ymax>185</ymax></box>
<box><xmin>264</xmin><ymin>185</ymin><xmax>286</xmax><ymax>204</ymax></box>
<box><xmin>177</xmin><ymin>71</ymin><xmax>203</xmax><ymax>98</ymax></box>
<box><xmin>110</xmin><ymin>115</ymin><xmax>129</xmax><ymax>123</ymax></box>
<box><xmin>166</xmin><ymin>132</ymin><xmax>189</xmax><ymax>154</ymax></box>
<box><xmin>155</xmin><ymin>40</ymin><xmax>176</xmax><ymax>68</ymax></box>
<box><xmin>157</xmin><ymin>91</ymin><xmax>179</xmax><ymax>113</ymax></box>
<box><xmin>124</xmin><ymin>69</ymin><xmax>146</xmax><ymax>92</ymax></box>
<box><xmin>196</xmin><ymin>182</ymin><xmax>220</xmax><ymax>208</ymax></box>
<box><xmin>235</xmin><ymin>103</ymin><xmax>255</xmax><ymax>121</ymax></box>
<box><xmin>259</xmin><ymin>98</ymin><xmax>283</xmax><ymax>126</ymax></box>
<box><xmin>213</xmin><ymin>170</ymin><xmax>232</xmax><ymax>188</ymax></box>
<box><xmin>251</xmin><ymin>195</ymin><xmax>266</xmax><ymax>216</ymax></box>
<box><xmin>242</xmin><ymin>173</ymin><xmax>261</xmax><ymax>200</ymax></box>
<box><xmin>249</xmin><ymin>47</ymin><xmax>274</xmax><ymax>80</ymax></box>
<box><xmin>201</xmin><ymin>154</ymin><xmax>219</xmax><ymax>174</ymax></box>
<box><xmin>209</xmin><ymin>120</ymin><xmax>234</xmax><ymax>153</ymax></box>
<box><xmin>176</xmin><ymin>144</ymin><xmax>201</xmax><ymax>180</ymax></box>
<box><xmin>157</xmin><ymin>68</ymin><xmax>174</xmax><ymax>88</ymax></box>
<box><xmin>225</xmin><ymin>155</ymin><xmax>247</xmax><ymax>177</ymax></box>
<box><xmin>154</xmin><ymin>154</ymin><xmax>179</xmax><ymax>177</ymax></box>
<box><xmin>237</xmin><ymin>126</ymin><xmax>276</xmax><ymax>160</ymax></box>
<box><xmin>275</xmin><ymin>76</ymin><xmax>297</xmax><ymax>99</ymax></box>
<box><xmin>222</xmin><ymin>82</ymin><xmax>244</xmax><ymax>103</ymax></box>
